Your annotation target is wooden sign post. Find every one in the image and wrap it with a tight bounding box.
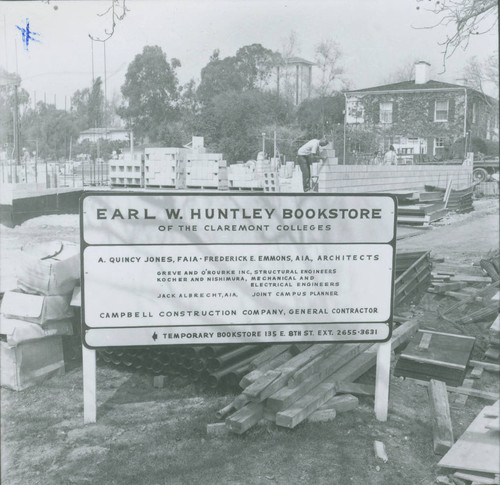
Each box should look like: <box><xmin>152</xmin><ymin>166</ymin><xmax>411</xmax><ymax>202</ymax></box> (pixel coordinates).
<box><xmin>80</xmin><ymin>192</ymin><xmax>397</xmax><ymax>423</ymax></box>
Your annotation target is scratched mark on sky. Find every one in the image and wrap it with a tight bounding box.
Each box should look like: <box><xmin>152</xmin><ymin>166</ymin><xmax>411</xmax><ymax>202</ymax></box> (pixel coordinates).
<box><xmin>16</xmin><ymin>18</ymin><xmax>41</xmax><ymax>51</ymax></box>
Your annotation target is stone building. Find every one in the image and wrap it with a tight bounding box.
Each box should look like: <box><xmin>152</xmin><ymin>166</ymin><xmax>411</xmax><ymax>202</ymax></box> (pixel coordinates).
<box><xmin>344</xmin><ymin>61</ymin><xmax>498</xmax><ymax>162</ymax></box>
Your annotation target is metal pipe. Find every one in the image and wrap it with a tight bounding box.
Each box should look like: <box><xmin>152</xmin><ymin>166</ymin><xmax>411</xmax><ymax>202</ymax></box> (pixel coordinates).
<box><xmin>207</xmin><ymin>345</ymin><xmax>262</xmax><ymax>371</ymax></box>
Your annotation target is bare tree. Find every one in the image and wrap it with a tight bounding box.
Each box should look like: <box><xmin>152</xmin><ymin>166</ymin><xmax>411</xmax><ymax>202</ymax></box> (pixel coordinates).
<box><xmin>383</xmin><ymin>58</ymin><xmax>419</xmax><ymax>84</ymax></box>
<box><xmin>89</xmin><ymin>0</ymin><xmax>129</xmax><ymax>42</ymax></box>
<box><xmin>279</xmin><ymin>31</ymin><xmax>301</xmax><ymax>101</ymax></box>
<box><xmin>314</xmin><ymin>39</ymin><xmax>345</xmax><ymax>97</ymax></box>
<box><xmin>461</xmin><ymin>53</ymin><xmax>498</xmax><ymax>105</ymax></box>
<box><xmin>414</xmin><ymin>0</ymin><xmax>497</xmax><ymax>71</ymax></box>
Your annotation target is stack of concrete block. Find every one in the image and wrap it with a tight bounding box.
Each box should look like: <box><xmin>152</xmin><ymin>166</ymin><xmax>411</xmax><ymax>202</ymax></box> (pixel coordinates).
<box><xmin>185</xmin><ymin>153</ymin><xmax>224</xmax><ymax>188</ymax></box>
<box><xmin>228</xmin><ymin>163</ymin><xmax>262</xmax><ymax>190</ymax></box>
<box><xmin>278</xmin><ymin>166</ymin><xmax>303</xmax><ymax>193</ymax></box>
<box><xmin>0</xmin><ymin>240</ymin><xmax>79</xmax><ymax>390</ymax></box>
<box><xmin>145</xmin><ymin>148</ymin><xmax>183</xmax><ymax>187</ymax></box>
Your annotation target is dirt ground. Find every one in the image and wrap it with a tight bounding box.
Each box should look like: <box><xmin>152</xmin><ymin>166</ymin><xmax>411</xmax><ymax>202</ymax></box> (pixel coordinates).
<box><xmin>1</xmin><ymin>197</ymin><xmax>499</xmax><ymax>485</ymax></box>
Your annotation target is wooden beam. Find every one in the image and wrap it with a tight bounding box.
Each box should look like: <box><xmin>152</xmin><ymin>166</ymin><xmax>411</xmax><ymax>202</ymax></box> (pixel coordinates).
<box><xmin>275</xmin><ymin>382</ymin><xmax>337</xmax><ymax>428</ymax></box>
<box><xmin>337</xmin><ymin>382</ymin><xmax>375</xmax><ymax>396</ymax></box>
<box><xmin>428</xmin><ymin>379</ymin><xmax>454</xmax><ymax>455</ymax></box>
<box><xmin>469</xmin><ymin>360</ymin><xmax>500</xmax><ymax>373</ymax></box>
<box><xmin>225</xmin><ymin>402</ymin><xmax>263</xmax><ymax>434</ymax></box>
<box><xmin>415</xmin><ymin>379</ymin><xmax>499</xmax><ymax>401</ymax></box>
<box><xmin>319</xmin><ymin>394</ymin><xmax>359</xmax><ymax>413</ymax></box>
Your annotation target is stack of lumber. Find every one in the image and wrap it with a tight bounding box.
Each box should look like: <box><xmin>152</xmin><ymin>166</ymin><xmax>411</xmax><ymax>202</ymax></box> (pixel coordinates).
<box><xmin>439</xmin><ymin>400</ymin><xmax>500</xmax><ymax>482</ymax></box>
<box><xmin>429</xmin><ymin>252</ymin><xmax>500</xmax><ymax>364</ymax></box>
<box><xmin>425</xmin><ymin>185</ymin><xmax>474</xmax><ymax>213</ymax></box>
<box><xmin>395</xmin><ymin>188</ymin><xmax>447</xmax><ymax>226</ymax></box>
<box><xmin>394</xmin><ymin>251</ymin><xmax>432</xmax><ymax>307</ymax></box>
<box><xmin>397</xmin><ymin>203</ymin><xmax>447</xmax><ymax>226</ymax></box>
<box><xmin>0</xmin><ymin>241</ymin><xmax>80</xmax><ymax>390</ymax></box>
<box><xmin>210</xmin><ymin>320</ymin><xmax>419</xmax><ymax>434</ymax></box>
<box><xmin>394</xmin><ymin>329</ymin><xmax>475</xmax><ymax>386</ymax></box>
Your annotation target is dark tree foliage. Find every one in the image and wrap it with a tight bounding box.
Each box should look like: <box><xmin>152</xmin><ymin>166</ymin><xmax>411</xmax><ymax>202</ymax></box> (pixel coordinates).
<box><xmin>119</xmin><ymin>45</ymin><xmax>181</xmax><ymax>142</ymax></box>
<box><xmin>21</xmin><ymin>103</ymin><xmax>80</xmax><ymax>160</ymax></box>
<box><xmin>197</xmin><ymin>44</ymin><xmax>281</xmax><ymax>105</ymax></box>
<box><xmin>198</xmin><ymin>89</ymin><xmax>293</xmax><ymax>162</ymax></box>
<box><xmin>71</xmin><ymin>77</ymin><xmax>104</xmax><ymax>130</ymax></box>
<box><xmin>296</xmin><ymin>94</ymin><xmax>345</xmax><ymax>138</ymax></box>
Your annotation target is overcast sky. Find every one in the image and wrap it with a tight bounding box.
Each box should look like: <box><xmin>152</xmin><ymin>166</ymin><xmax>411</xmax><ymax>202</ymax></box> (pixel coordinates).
<box><xmin>1</xmin><ymin>0</ymin><xmax>498</xmax><ymax>109</ymax></box>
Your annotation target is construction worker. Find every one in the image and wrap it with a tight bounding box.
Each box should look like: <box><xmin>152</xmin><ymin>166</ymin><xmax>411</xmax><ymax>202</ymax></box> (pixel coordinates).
<box><xmin>297</xmin><ymin>138</ymin><xmax>329</xmax><ymax>192</ymax></box>
<box><xmin>383</xmin><ymin>145</ymin><xmax>398</xmax><ymax>165</ymax></box>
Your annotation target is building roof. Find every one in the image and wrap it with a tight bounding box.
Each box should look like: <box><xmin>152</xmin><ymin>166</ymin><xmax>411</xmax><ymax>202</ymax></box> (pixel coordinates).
<box><xmin>79</xmin><ymin>127</ymin><xmax>128</xmax><ymax>135</ymax></box>
<box><xmin>346</xmin><ymin>79</ymin><xmax>498</xmax><ymax>104</ymax></box>
<box><xmin>347</xmin><ymin>79</ymin><xmax>467</xmax><ymax>93</ymax></box>
<box><xmin>284</xmin><ymin>56</ymin><xmax>315</xmax><ymax>66</ymax></box>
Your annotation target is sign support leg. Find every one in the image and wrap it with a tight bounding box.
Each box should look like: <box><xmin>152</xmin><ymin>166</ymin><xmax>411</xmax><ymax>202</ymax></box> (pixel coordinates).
<box><xmin>374</xmin><ymin>341</ymin><xmax>391</xmax><ymax>421</ymax></box>
<box><xmin>82</xmin><ymin>345</ymin><xmax>97</xmax><ymax>424</ymax></box>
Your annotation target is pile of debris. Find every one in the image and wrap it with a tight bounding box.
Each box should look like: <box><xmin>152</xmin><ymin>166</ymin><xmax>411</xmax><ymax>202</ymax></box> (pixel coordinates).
<box><xmin>0</xmin><ymin>241</ymin><xmax>80</xmax><ymax>390</ymax></box>
<box><xmin>210</xmin><ymin>319</ymin><xmax>418</xmax><ymax>434</ymax></box>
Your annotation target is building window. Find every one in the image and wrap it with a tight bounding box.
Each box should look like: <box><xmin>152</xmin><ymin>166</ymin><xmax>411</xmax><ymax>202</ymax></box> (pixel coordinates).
<box><xmin>472</xmin><ymin>103</ymin><xmax>477</xmax><ymax>124</ymax></box>
<box><xmin>434</xmin><ymin>137</ymin><xmax>446</xmax><ymax>156</ymax></box>
<box><xmin>380</xmin><ymin>102</ymin><xmax>393</xmax><ymax>123</ymax></box>
<box><xmin>435</xmin><ymin>100</ymin><xmax>449</xmax><ymax>122</ymax></box>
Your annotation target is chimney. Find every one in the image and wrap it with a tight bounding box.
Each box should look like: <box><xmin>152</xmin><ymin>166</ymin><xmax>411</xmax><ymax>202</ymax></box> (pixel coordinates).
<box><xmin>415</xmin><ymin>61</ymin><xmax>430</xmax><ymax>85</ymax></box>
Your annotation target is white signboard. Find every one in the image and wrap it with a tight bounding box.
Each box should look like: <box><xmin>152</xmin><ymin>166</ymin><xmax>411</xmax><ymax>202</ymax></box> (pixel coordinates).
<box><xmin>81</xmin><ymin>193</ymin><xmax>396</xmax><ymax>347</ymax></box>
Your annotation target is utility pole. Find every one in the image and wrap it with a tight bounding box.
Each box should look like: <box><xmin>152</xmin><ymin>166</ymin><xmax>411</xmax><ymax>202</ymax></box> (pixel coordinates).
<box><xmin>13</xmin><ymin>84</ymin><xmax>20</xmax><ymax>166</ymax></box>
<box><xmin>104</xmin><ymin>40</ymin><xmax>107</xmax><ymax>138</ymax></box>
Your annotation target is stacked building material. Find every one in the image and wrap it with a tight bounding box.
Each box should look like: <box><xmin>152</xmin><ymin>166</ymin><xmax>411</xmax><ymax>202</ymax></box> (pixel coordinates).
<box><xmin>228</xmin><ymin>163</ymin><xmax>263</xmax><ymax>190</ymax></box>
<box><xmin>397</xmin><ymin>203</ymin><xmax>447</xmax><ymax>226</ymax></box>
<box><xmin>186</xmin><ymin>156</ymin><xmax>225</xmax><ymax>189</ymax></box>
<box><xmin>217</xmin><ymin>320</ymin><xmax>419</xmax><ymax>434</ymax></box>
<box><xmin>425</xmin><ymin>185</ymin><xmax>474</xmax><ymax>213</ymax></box>
<box><xmin>394</xmin><ymin>329</ymin><xmax>475</xmax><ymax>386</ymax></box>
<box><xmin>394</xmin><ymin>251</ymin><xmax>432</xmax><ymax>307</ymax></box>
<box><xmin>0</xmin><ymin>240</ymin><xmax>79</xmax><ymax>390</ymax></box>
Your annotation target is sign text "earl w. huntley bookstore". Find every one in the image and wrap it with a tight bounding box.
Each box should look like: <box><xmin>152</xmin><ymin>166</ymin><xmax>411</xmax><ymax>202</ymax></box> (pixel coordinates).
<box><xmin>80</xmin><ymin>193</ymin><xmax>397</xmax><ymax>347</ymax></box>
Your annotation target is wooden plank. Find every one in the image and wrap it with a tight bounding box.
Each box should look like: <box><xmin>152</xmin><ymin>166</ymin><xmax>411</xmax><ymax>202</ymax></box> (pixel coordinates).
<box><xmin>444</xmin><ymin>179</ymin><xmax>453</xmax><ymax>209</ymax></box>
<box><xmin>453</xmin><ymin>471</ymin><xmax>498</xmax><ymax>485</ymax></box>
<box><xmin>453</xmin><ymin>378</ymin><xmax>475</xmax><ymax>407</ymax></box>
<box><xmin>239</xmin><ymin>349</ymin><xmax>295</xmax><ymax>388</ymax></box>
<box><xmin>449</xmin><ymin>275</ymin><xmax>492</xmax><ymax>283</ymax></box>
<box><xmin>469</xmin><ymin>360</ymin><xmax>500</xmax><ymax>373</ymax></box>
<box><xmin>225</xmin><ymin>402</ymin><xmax>264</xmax><ymax>434</ymax></box>
<box><xmin>266</xmin><ymin>343</ymin><xmax>372</xmax><ymax>412</ymax></box>
<box><xmin>275</xmin><ymin>382</ymin><xmax>337</xmax><ymax>428</ymax></box>
<box><xmin>249</xmin><ymin>344</ymin><xmax>292</xmax><ymax>370</ymax></box>
<box><xmin>414</xmin><ymin>380</ymin><xmax>499</xmax><ymax>401</ymax></box>
<box><xmin>428</xmin><ymin>379</ymin><xmax>454</xmax><ymax>455</ymax></box>
<box><xmin>419</xmin><ymin>332</ymin><xmax>432</xmax><ymax>350</ymax></box>
<box><xmin>307</xmin><ymin>408</ymin><xmax>337</xmax><ymax>423</ymax></box>
<box><xmin>439</xmin><ymin>401</ymin><xmax>500</xmax><ymax>474</ymax></box>
<box><xmin>337</xmin><ymin>382</ymin><xmax>375</xmax><ymax>396</ymax></box>
<box><xmin>206</xmin><ymin>422</ymin><xmax>229</xmax><ymax>436</ymax></box>
<box><xmin>319</xmin><ymin>394</ymin><xmax>359</xmax><ymax>413</ymax></box>
<box><xmin>243</xmin><ymin>344</ymin><xmax>335</xmax><ymax>401</ymax></box>
<box><xmin>287</xmin><ymin>354</ymin><xmax>327</xmax><ymax>388</ymax></box>
<box><xmin>470</xmin><ymin>366</ymin><xmax>484</xmax><ymax>379</ymax></box>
